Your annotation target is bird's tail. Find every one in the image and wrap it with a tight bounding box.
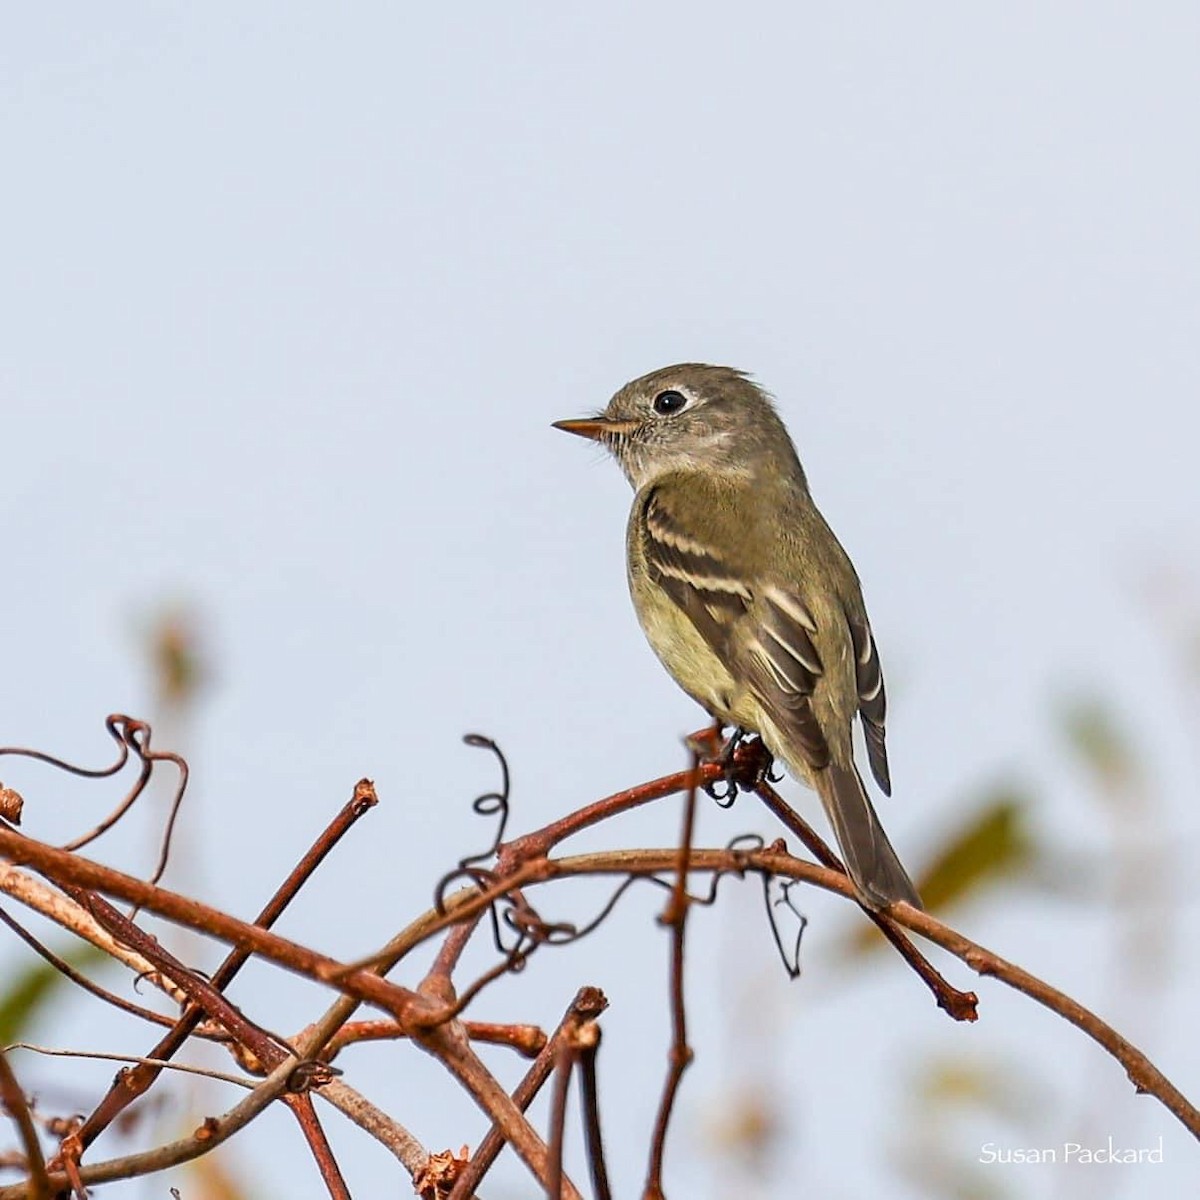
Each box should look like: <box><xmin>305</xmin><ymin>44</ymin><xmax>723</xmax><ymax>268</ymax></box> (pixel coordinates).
<box><xmin>815</xmin><ymin>762</ymin><xmax>922</xmax><ymax>910</ymax></box>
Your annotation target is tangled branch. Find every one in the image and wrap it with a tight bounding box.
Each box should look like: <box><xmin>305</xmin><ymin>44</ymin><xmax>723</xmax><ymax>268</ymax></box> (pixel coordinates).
<box><xmin>0</xmin><ymin>719</ymin><xmax>1194</xmax><ymax>1200</ymax></box>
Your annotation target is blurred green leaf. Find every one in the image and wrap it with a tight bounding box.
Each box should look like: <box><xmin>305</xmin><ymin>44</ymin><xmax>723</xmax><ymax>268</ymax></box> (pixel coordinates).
<box><xmin>914</xmin><ymin>789</ymin><xmax>1035</xmax><ymax>913</ymax></box>
<box><xmin>1059</xmin><ymin>697</ymin><xmax>1139</xmax><ymax>792</ymax></box>
<box><xmin>0</xmin><ymin>943</ymin><xmax>108</xmax><ymax>1045</ymax></box>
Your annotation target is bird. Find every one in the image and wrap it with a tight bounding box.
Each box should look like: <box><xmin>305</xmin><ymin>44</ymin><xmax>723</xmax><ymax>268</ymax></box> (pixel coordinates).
<box><xmin>553</xmin><ymin>363</ymin><xmax>922</xmax><ymax>910</ymax></box>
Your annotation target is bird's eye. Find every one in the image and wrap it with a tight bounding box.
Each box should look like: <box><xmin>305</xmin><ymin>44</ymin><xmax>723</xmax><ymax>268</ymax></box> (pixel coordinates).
<box><xmin>652</xmin><ymin>389</ymin><xmax>688</xmax><ymax>415</ymax></box>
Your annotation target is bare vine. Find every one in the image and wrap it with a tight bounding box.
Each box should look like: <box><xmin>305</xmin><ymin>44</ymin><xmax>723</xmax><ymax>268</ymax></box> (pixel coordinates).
<box><xmin>0</xmin><ymin>717</ymin><xmax>1194</xmax><ymax>1200</ymax></box>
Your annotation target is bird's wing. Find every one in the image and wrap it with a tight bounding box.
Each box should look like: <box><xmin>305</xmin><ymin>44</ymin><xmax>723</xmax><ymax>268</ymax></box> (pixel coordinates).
<box><xmin>845</xmin><ymin>613</ymin><xmax>891</xmax><ymax>795</ymax></box>
<box><xmin>641</xmin><ymin>485</ymin><xmax>831</xmax><ymax>771</ymax></box>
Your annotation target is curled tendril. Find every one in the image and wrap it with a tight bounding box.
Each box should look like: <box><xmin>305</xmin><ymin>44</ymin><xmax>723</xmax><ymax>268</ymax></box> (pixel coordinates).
<box><xmin>457</xmin><ymin>734</ymin><xmax>511</xmax><ymax>868</ymax></box>
<box><xmin>0</xmin><ymin>714</ymin><xmax>135</xmax><ymax>780</ymax></box>
<box><xmin>0</xmin><ymin>714</ymin><xmax>189</xmax><ymax>894</ymax></box>
<box><xmin>764</xmin><ymin>878</ymin><xmax>808</xmax><ymax>980</ymax></box>
<box><xmin>675</xmin><ymin>832</ymin><xmax>763</xmax><ymax>907</ymax></box>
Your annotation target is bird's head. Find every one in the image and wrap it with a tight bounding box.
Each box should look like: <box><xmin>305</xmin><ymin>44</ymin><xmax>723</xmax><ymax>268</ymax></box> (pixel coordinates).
<box><xmin>553</xmin><ymin>363</ymin><xmax>803</xmax><ymax>491</ymax></box>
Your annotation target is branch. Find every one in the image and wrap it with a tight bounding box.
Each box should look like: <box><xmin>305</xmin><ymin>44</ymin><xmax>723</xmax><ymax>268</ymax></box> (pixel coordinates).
<box><xmin>0</xmin><ymin>823</ymin><xmax>427</xmax><ymax>1023</ymax></box>
<box><xmin>70</xmin><ymin>779</ymin><xmax>377</xmax><ymax>1154</ymax></box>
<box><xmin>644</xmin><ymin>757</ymin><xmax>700</xmax><ymax>1199</ymax></box>
<box><xmin>753</xmin><ymin>778</ymin><xmax>978</xmax><ymax>1021</ymax></box>
<box><xmin>0</xmin><ymin>865</ymin><xmax>192</xmax><ymax>1007</ymax></box>
<box><xmin>3</xmin><ymin>1044</ymin><xmax>254</xmax><ymax>1090</ymax></box>
<box><xmin>287</xmin><ymin>1097</ymin><xmax>350</xmax><ymax>1200</ymax></box>
<box><xmin>0</xmin><ymin>1051</ymin><xmax>49</xmax><ymax>1200</ymax></box>
<box><xmin>323</xmin><ymin>1019</ymin><xmax>545</xmax><ymax>1060</ymax></box>
<box><xmin>496</xmin><ymin>755</ymin><xmax>976</xmax><ymax>1022</ymax></box>
<box><xmin>544</xmin><ymin>847</ymin><xmax>1200</xmax><ymax>1141</ymax></box>
<box><xmin>316</xmin><ymin>1079</ymin><xmax>431</xmax><ymax>1176</ymax></box>
<box><xmin>413</xmin><ymin>1017</ymin><xmax>584</xmax><ymax>1200</ymax></box>
<box><xmin>886</xmin><ymin>896</ymin><xmax>1200</xmax><ymax>1140</ymax></box>
<box><xmin>577</xmin><ymin>1020</ymin><xmax>611</xmax><ymax>1200</ymax></box>
<box><xmin>448</xmin><ymin>988</ymin><xmax>608</xmax><ymax>1200</ymax></box>
<box><xmin>0</xmin><ymin>1055</ymin><xmax>297</xmax><ymax>1199</ymax></box>
<box><xmin>0</xmin><ymin>902</ymin><xmax>225</xmax><ymax>1037</ymax></box>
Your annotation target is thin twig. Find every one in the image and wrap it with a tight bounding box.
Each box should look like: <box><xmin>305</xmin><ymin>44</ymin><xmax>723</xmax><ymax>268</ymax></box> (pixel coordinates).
<box><xmin>754</xmin><ymin>778</ymin><xmax>978</xmax><ymax>1021</ymax></box>
<box><xmin>0</xmin><ymin>1052</ymin><xmax>299</xmax><ymax>1199</ymax></box>
<box><xmin>545</xmin><ymin>1042</ymin><xmax>576</xmax><ymax>1200</ymax></box>
<box><xmin>70</xmin><ymin>779</ymin><xmax>378</xmax><ymax>1153</ymax></box>
<box><xmin>448</xmin><ymin>988</ymin><xmax>608</xmax><ymax>1200</ymax></box>
<box><xmin>0</xmin><ymin>865</ymin><xmax>192</xmax><ymax>1007</ymax></box>
<box><xmin>0</xmin><ymin>1051</ymin><xmax>49</xmax><ymax>1200</ymax></box>
<box><xmin>576</xmin><ymin>1020</ymin><xmax>610</xmax><ymax>1200</ymax></box>
<box><xmin>316</xmin><ymin>1079</ymin><xmax>431</xmax><ymax>1174</ymax></box>
<box><xmin>644</xmin><ymin>755</ymin><xmax>700</xmax><ymax>1199</ymax></box>
<box><xmin>287</xmin><ymin>1096</ymin><xmax>351</xmax><ymax>1200</ymax></box>
<box><xmin>3</xmin><ymin>1044</ymin><xmax>254</xmax><ymax>1090</ymax></box>
<box><xmin>0</xmin><ymin>902</ymin><xmax>222</xmax><ymax>1037</ymax></box>
<box><xmin>324</xmin><ymin>1018</ymin><xmax>545</xmax><ymax>1060</ymax></box>
<box><xmin>414</xmin><ymin>1019</ymin><xmax>584</xmax><ymax>1200</ymax></box>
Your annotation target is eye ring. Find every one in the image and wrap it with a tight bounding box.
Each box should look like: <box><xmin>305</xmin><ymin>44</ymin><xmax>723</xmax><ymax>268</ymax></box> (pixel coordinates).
<box><xmin>652</xmin><ymin>389</ymin><xmax>688</xmax><ymax>415</ymax></box>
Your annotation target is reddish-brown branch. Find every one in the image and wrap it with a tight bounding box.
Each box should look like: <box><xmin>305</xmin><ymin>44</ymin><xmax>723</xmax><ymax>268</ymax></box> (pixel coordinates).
<box><xmin>577</xmin><ymin>1021</ymin><xmax>611</xmax><ymax>1200</ymax></box>
<box><xmin>425</xmin><ymin>918</ymin><xmax>483</xmax><ymax>990</ymax></box>
<box><xmin>413</xmin><ymin>1018</ymin><xmax>584</xmax><ymax>1200</ymax></box>
<box><xmin>70</xmin><ymin>780</ymin><xmax>378</xmax><ymax>1153</ymax></box>
<box><xmin>545</xmin><ymin>1041</ymin><xmax>576</xmax><ymax>1200</ymax></box>
<box><xmin>644</xmin><ymin>758</ymin><xmax>700</xmax><ymax>1200</ymax></box>
<box><xmin>495</xmin><ymin>753</ymin><xmax>975</xmax><ymax>1024</ymax></box>
<box><xmin>7</xmin><ymin>810</ymin><xmax>1195</xmax><ymax>1143</ymax></box>
<box><xmin>0</xmin><ymin>903</ymin><xmax>219</xmax><ymax>1037</ymax></box>
<box><xmin>60</xmin><ymin>889</ymin><xmax>291</xmax><ymax>1072</ymax></box>
<box><xmin>753</xmin><ymin>778</ymin><xmax>979</xmax><ymax>1021</ymax></box>
<box><xmin>462</xmin><ymin>1020</ymin><xmax>548</xmax><ymax>1057</ymax></box>
<box><xmin>448</xmin><ymin>988</ymin><xmax>608</xmax><ymax>1200</ymax></box>
<box><xmin>43</xmin><ymin>888</ymin><xmax>349</xmax><ymax>1193</ymax></box>
<box><xmin>0</xmin><ymin>867</ymin><xmax>192</xmax><ymax>1008</ymax></box>
<box><xmin>0</xmin><ymin>822</ymin><xmax>427</xmax><ymax>1023</ymax></box>
<box><xmin>545</xmin><ymin>847</ymin><xmax>1200</xmax><ymax>1141</ymax></box>
<box><xmin>885</xmin><ymin>895</ymin><xmax>1200</xmax><ymax>1141</ymax></box>
<box><xmin>285</xmin><ymin>1096</ymin><xmax>350</xmax><ymax>1200</ymax></box>
<box><xmin>0</xmin><ymin>1055</ymin><xmax>300</xmax><ymax>1199</ymax></box>
<box><xmin>497</xmin><ymin>767</ymin><xmax>707</xmax><ymax>868</ymax></box>
<box><xmin>3</xmin><ymin>742</ymin><xmax>1195</xmax><ymax>1200</ymax></box>
<box><xmin>0</xmin><ymin>1052</ymin><xmax>49</xmax><ymax>1200</ymax></box>
<box><xmin>324</xmin><ymin>1018</ymin><xmax>546</xmax><ymax>1060</ymax></box>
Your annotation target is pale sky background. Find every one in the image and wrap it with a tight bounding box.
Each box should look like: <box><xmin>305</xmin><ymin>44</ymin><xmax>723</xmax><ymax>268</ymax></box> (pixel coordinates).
<box><xmin>2</xmin><ymin>6</ymin><xmax>1198</xmax><ymax>1198</ymax></box>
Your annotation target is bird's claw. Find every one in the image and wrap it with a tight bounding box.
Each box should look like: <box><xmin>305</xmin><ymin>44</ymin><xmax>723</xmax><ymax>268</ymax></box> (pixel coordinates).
<box><xmin>689</xmin><ymin>726</ymin><xmax>777</xmax><ymax>804</ymax></box>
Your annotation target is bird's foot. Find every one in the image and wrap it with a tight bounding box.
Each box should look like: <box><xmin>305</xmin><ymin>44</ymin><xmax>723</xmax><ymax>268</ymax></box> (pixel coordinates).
<box><xmin>685</xmin><ymin>725</ymin><xmax>775</xmax><ymax>806</ymax></box>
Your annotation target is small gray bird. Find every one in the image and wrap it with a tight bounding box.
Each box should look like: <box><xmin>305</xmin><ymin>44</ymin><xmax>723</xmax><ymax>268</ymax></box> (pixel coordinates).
<box><xmin>554</xmin><ymin>363</ymin><xmax>921</xmax><ymax>909</ymax></box>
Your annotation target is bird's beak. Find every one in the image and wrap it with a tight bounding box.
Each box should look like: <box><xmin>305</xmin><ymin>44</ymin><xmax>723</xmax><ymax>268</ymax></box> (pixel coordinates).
<box><xmin>552</xmin><ymin>416</ymin><xmax>637</xmax><ymax>442</ymax></box>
